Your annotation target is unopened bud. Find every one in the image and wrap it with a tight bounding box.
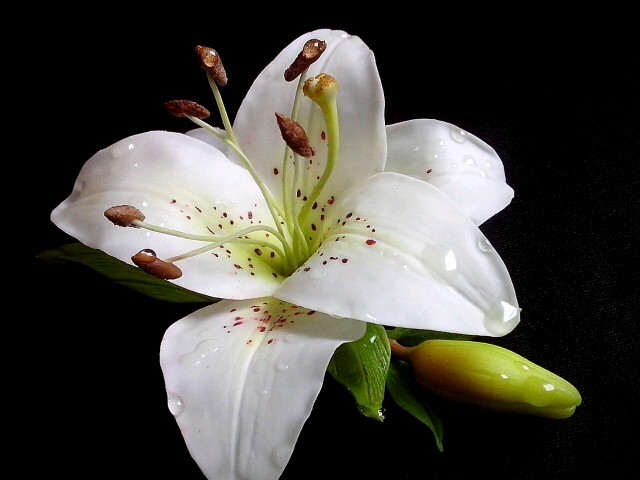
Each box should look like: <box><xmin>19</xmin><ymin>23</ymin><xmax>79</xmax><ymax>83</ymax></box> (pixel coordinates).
<box><xmin>275</xmin><ymin>113</ymin><xmax>314</xmax><ymax>158</ymax></box>
<box><xmin>131</xmin><ymin>249</ymin><xmax>183</xmax><ymax>280</ymax></box>
<box><xmin>284</xmin><ymin>39</ymin><xmax>327</xmax><ymax>82</ymax></box>
<box><xmin>104</xmin><ymin>205</ymin><xmax>145</xmax><ymax>227</ymax></box>
<box><xmin>195</xmin><ymin>45</ymin><xmax>228</xmax><ymax>86</ymax></box>
<box><xmin>303</xmin><ymin>74</ymin><xmax>338</xmax><ymax>108</ymax></box>
<box><xmin>164</xmin><ymin>100</ymin><xmax>210</xmax><ymax>119</ymax></box>
<box><xmin>392</xmin><ymin>339</ymin><xmax>582</xmax><ymax>419</ymax></box>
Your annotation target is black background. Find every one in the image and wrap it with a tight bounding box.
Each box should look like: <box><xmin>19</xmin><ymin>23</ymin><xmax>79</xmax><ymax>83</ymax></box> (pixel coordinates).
<box><xmin>28</xmin><ymin>11</ymin><xmax>638</xmax><ymax>480</ymax></box>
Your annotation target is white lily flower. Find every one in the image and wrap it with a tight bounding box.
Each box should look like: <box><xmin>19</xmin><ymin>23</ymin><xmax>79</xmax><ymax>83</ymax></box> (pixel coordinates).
<box><xmin>51</xmin><ymin>29</ymin><xmax>519</xmax><ymax>480</ymax></box>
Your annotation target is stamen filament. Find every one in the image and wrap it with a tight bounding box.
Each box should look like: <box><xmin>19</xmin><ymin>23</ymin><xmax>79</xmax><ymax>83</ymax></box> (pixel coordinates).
<box><xmin>132</xmin><ymin>220</ymin><xmax>217</xmax><ymax>242</ymax></box>
<box><xmin>166</xmin><ymin>237</ymin><xmax>288</xmax><ymax>273</ymax></box>
<box><xmin>187</xmin><ymin>116</ymin><xmax>289</xmax><ymax>238</ymax></box>
<box><xmin>206</xmin><ymin>72</ymin><xmax>239</xmax><ymax>147</ymax></box>
<box><xmin>282</xmin><ymin>73</ymin><xmax>308</xmax><ymax>234</ymax></box>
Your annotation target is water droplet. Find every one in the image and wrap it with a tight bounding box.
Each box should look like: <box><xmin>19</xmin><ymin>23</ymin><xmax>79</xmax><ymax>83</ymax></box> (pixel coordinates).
<box><xmin>412</xmin><ymin>146</ymin><xmax>421</xmax><ymax>152</ymax></box>
<box><xmin>111</xmin><ymin>142</ymin><xmax>136</xmax><ymax>158</ymax></box>
<box><xmin>438</xmin><ymin>139</ymin><xmax>445</xmax><ymax>147</ymax></box>
<box><xmin>464</xmin><ymin>156</ymin><xmax>476</xmax><ymax>165</ymax></box>
<box><xmin>142</xmin><ymin>201</ymin><xmax>149</xmax><ymax>207</ymax></box>
<box><xmin>478</xmin><ymin>237</ymin><xmax>494</xmax><ymax>252</ymax></box>
<box><xmin>179</xmin><ymin>339</ymin><xmax>220</xmax><ymax>367</ymax></box>
<box><xmin>485</xmin><ymin>161</ymin><xmax>492</xmax><ymax>168</ymax></box>
<box><xmin>421</xmin><ymin>244</ymin><xmax>458</xmax><ymax>283</ymax></box>
<box><xmin>284</xmin><ymin>333</ymin><xmax>298</xmax><ymax>343</ymax></box>
<box><xmin>271</xmin><ymin>446</ymin><xmax>291</xmax><ymax>469</ymax></box>
<box><xmin>276</xmin><ymin>360</ymin><xmax>289</xmax><ymax>372</ymax></box>
<box><xmin>261</xmin><ymin>388</ymin><xmax>269</xmax><ymax>397</ymax></box>
<box><xmin>365</xmin><ymin>313</ymin><xmax>378</xmax><ymax>322</ymax></box>
<box><xmin>369</xmin><ymin>335</ymin><xmax>377</xmax><ymax>343</ymax></box>
<box><xmin>483</xmin><ymin>301</ymin><xmax>521</xmax><ymax>335</ymax></box>
<box><xmin>500</xmin><ymin>374</ymin><xmax>510</xmax><ymax>380</ymax></box>
<box><xmin>524</xmin><ymin>377</ymin><xmax>555</xmax><ymax>407</ymax></box>
<box><xmin>450</xmin><ymin>127</ymin><xmax>467</xmax><ymax>143</ymax></box>
<box><xmin>167</xmin><ymin>392</ymin><xmax>184</xmax><ymax>417</ymax></box>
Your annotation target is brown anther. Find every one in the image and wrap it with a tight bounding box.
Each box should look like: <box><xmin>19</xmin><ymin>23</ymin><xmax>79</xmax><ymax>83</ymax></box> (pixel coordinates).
<box><xmin>164</xmin><ymin>100</ymin><xmax>210</xmax><ymax>119</ymax></box>
<box><xmin>284</xmin><ymin>39</ymin><xmax>327</xmax><ymax>82</ymax></box>
<box><xmin>131</xmin><ymin>249</ymin><xmax>183</xmax><ymax>280</ymax></box>
<box><xmin>104</xmin><ymin>205</ymin><xmax>145</xmax><ymax>227</ymax></box>
<box><xmin>275</xmin><ymin>113</ymin><xmax>314</xmax><ymax>158</ymax></box>
<box><xmin>195</xmin><ymin>45</ymin><xmax>228</xmax><ymax>86</ymax></box>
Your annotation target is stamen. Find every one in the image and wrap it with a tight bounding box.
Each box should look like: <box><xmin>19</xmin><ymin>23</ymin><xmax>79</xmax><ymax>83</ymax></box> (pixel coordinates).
<box><xmin>284</xmin><ymin>39</ymin><xmax>327</xmax><ymax>82</ymax></box>
<box><xmin>275</xmin><ymin>113</ymin><xmax>314</xmax><ymax>158</ymax></box>
<box><xmin>104</xmin><ymin>205</ymin><xmax>145</xmax><ymax>227</ymax></box>
<box><xmin>132</xmin><ymin>249</ymin><xmax>183</xmax><ymax>279</ymax></box>
<box><xmin>164</xmin><ymin>100</ymin><xmax>210</xmax><ymax>119</ymax></box>
<box><xmin>195</xmin><ymin>45</ymin><xmax>228</xmax><ymax>86</ymax></box>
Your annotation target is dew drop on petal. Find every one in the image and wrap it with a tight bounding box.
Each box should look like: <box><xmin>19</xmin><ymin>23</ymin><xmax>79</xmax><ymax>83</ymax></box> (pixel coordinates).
<box><xmin>421</xmin><ymin>244</ymin><xmax>458</xmax><ymax>283</ymax></box>
<box><xmin>271</xmin><ymin>446</ymin><xmax>292</xmax><ymax>469</ymax></box>
<box><xmin>483</xmin><ymin>301</ymin><xmax>521</xmax><ymax>335</ymax></box>
<box><xmin>276</xmin><ymin>360</ymin><xmax>289</xmax><ymax>372</ymax></box>
<box><xmin>465</xmin><ymin>156</ymin><xmax>476</xmax><ymax>166</ymax></box>
<box><xmin>179</xmin><ymin>339</ymin><xmax>220</xmax><ymax>368</ymax></box>
<box><xmin>284</xmin><ymin>333</ymin><xmax>298</xmax><ymax>344</ymax></box>
<box><xmin>478</xmin><ymin>236</ymin><xmax>494</xmax><ymax>252</ymax></box>
<box><xmin>167</xmin><ymin>392</ymin><xmax>184</xmax><ymax>417</ymax></box>
<box><xmin>450</xmin><ymin>127</ymin><xmax>467</xmax><ymax>143</ymax></box>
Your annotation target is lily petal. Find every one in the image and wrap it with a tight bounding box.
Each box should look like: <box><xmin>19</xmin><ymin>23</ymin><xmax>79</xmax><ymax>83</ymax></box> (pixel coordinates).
<box><xmin>186</xmin><ymin>127</ymin><xmax>230</xmax><ymax>157</ymax></box>
<box><xmin>160</xmin><ymin>298</ymin><xmax>365</xmax><ymax>480</ymax></box>
<box><xmin>233</xmin><ymin>29</ymin><xmax>386</xmax><ymax>209</ymax></box>
<box><xmin>386</xmin><ymin>119</ymin><xmax>514</xmax><ymax>225</ymax></box>
<box><xmin>51</xmin><ymin>131</ymin><xmax>282</xmax><ymax>299</ymax></box>
<box><xmin>275</xmin><ymin>172</ymin><xmax>520</xmax><ymax>337</ymax></box>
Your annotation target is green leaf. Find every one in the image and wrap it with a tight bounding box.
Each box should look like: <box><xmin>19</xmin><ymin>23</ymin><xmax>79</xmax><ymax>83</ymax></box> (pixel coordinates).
<box><xmin>327</xmin><ymin>323</ymin><xmax>390</xmax><ymax>422</ymax></box>
<box><xmin>37</xmin><ymin>243</ymin><xmax>216</xmax><ymax>304</ymax></box>
<box><xmin>387</xmin><ymin>360</ymin><xmax>444</xmax><ymax>451</ymax></box>
<box><xmin>387</xmin><ymin>327</ymin><xmax>473</xmax><ymax>346</ymax></box>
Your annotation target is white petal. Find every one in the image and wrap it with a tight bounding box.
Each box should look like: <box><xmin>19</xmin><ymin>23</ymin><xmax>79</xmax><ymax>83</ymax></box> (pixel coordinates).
<box><xmin>186</xmin><ymin>127</ymin><xmax>230</xmax><ymax>156</ymax></box>
<box><xmin>160</xmin><ymin>298</ymin><xmax>364</xmax><ymax>480</ymax></box>
<box><xmin>51</xmin><ymin>131</ymin><xmax>282</xmax><ymax>299</ymax></box>
<box><xmin>275</xmin><ymin>173</ymin><xmax>520</xmax><ymax>337</ymax></box>
<box><xmin>386</xmin><ymin>119</ymin><xmax>514</xmax><ymax>225</ymax></box>
<box><xmin>233</xmin><ymin>29</ymin><xmax>386</xmax><ymax>211</ymax></box>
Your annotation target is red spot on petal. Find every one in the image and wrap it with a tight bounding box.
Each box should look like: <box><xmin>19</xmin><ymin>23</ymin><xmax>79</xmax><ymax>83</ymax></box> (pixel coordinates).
<box><xmin>234</xmin><ymin>264</ymin><xmax>242</xmax><ymax>269</ymax></box>
<box><xmin>233</xmin><ymin>321</ymin><xmax>243</xmax><ymax>326</ymax></box>
<box><xmin>321</xmin><ymin>131</ymin><xmax>326</xmax><ymax>140</ymax></box>
<box><xmin>248</xmin><ymin>211</ymin><xmax>253</xmax><ymax>219</ymax></box>
<box><xmin>366</xmin><ymin>239</ymin><xmax>377</xmax><ymax>245</ymax></box>
<box><xmin>427</xmin><ymin>168</ymin><xmax>433</xmax><ymax>174</ymax></box>
<box><xmin>258</xmin><ymin>326</ymin><xmax>266</xmax><ymax>332</ymax></box>
<box><xmin>273</xmin><ymin>168</ymin><xmax>280</xmax><ymax>175</ymax></box>
<box><xmin>342</xmin><ymin>258</ymin><xmax>348</xmax><ymax>263</ymax></box>
<box><xmin>307</xmin><ymin>310</ymin><xmax>316</xmax><ymax>315</ymax></box>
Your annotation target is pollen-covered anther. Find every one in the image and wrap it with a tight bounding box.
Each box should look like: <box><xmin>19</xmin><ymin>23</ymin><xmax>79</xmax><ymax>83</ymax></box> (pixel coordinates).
<box><xmin>104</xmin><ymin>205</ymin><xmax>145</xmax><ymax>227</ymax></box>
<box><xmin>195</xmin><ymin>45</ymin><xmax>228</xmax><ymax>86</ymax></box>
<box><xmin>275</xmin><ymin>113</ymin><xmax>314</xmax><ymax>158</ymax></box>
<box><xmin>303</xmin><ymin>74</ymin><xmax>338</xmax><ymax>106</ymax></box>
<box><xmin>164</xmin><ymin>100</ymin><xmax>210</xmax><ymax>119</ymax></box>
<box><xmin>131</xmin><ymin>249</ymin><xmax>183</xmax><ymax>280</ymax></box>
<box><xmin>284</xmin><ymin>39</ymin><xmax>327</xmax><ymax>81</ymax></box>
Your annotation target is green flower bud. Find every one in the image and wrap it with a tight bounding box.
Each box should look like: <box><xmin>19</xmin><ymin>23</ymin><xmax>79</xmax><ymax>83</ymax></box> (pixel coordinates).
<box><xmin>391</xmin><ymin>339</ymin><xmax>582</xmax><ymax>419</ymax></box>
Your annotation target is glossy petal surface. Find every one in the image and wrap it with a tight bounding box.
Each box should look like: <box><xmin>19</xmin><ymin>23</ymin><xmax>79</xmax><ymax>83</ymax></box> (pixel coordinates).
<box><xmin>386</xmin><ymin>120</ymin><xmax>514</xmax><ymax>224</ymax></box>
<box><xmin>161</xmin><ymin>298</ymin><xmax>365</xmax><ymax>480</ymax></box>
<box><xmin>51</xmin><ymin>131</ymin><xmax>281</xmax><ymax>299</ymax></box>
<box><xmin>275</xmin><ymin>173</ymin><xmax>520</xmax><ymax>336</ymax></box>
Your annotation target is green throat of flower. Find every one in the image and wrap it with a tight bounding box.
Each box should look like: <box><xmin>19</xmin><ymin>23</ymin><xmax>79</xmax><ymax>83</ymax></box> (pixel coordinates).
<box><xmin>104</xmin><ymin>39</ymin><xmax>342</xmax><ymax>280</ymax></box>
